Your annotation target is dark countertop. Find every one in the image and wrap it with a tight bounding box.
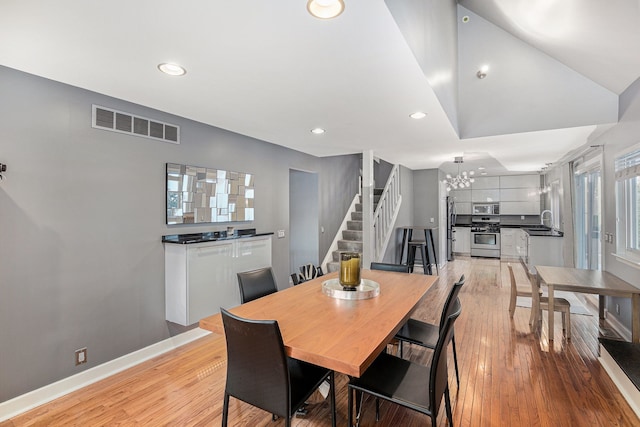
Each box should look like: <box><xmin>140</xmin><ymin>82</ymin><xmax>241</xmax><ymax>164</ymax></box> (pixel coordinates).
<box><xmin>525</xmin><ymin>229</ymin><xmax>564</xmax><ymax>237</ymax></box>
<box><xmin>162</xmin><ymin>229</ymin><xmax>274</xmax><ymax>244</ymax></box>
<box><xmin>483</xmin><ymin>223</ymin><xmax>565</xmax><ymax>237</ymax></box>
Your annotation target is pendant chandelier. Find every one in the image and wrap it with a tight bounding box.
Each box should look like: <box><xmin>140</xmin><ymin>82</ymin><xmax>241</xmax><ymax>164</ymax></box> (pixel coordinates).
<box><xmin>444</xmin><ymin>157</ymin><xmax>475</xmax><ymax>191</ymax></box>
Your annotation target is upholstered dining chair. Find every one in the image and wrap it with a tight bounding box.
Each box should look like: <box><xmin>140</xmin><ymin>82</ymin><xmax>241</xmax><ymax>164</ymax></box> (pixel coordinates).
<box><xmin>347</xmin><ymin>305</ymin><xmax>461</xmax><ymax>427</ymax></box>
<box><xmin>394</xmin><ymin>275</ymin><xmax>465</xmax><ymax>385</ymax></box>
<box><xmin>507</xmin><ymin>262</ymin><xmax>540</xmax><ymax>325</ymax></box>
<box><xmin>369</xmin><ymin>262</ymin><xmax>410</xmax><ymax>273</ymax></box>
<box><xmin>237</xmin><ymin>267</ymin><xmax>278</xmax><ymax>304</ymax></box>
<box><xmin>220</xmin><ymin>308</ymin><xmax>336</xmax><ymax>427</ymax></box>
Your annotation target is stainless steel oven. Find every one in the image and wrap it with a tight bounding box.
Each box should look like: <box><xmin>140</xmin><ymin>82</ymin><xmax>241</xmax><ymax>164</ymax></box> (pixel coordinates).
<box><xmin>470</xmin><ymin>217</ymin><xmax>501</xmax><ymax>258</ymax></box>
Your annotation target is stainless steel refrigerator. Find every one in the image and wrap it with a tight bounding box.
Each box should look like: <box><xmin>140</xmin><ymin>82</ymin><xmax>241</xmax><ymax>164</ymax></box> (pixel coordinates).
<box><xmin>446</xmin><ymin>196</ymin><xmax>457</xmax><ymax>261</ymax></box>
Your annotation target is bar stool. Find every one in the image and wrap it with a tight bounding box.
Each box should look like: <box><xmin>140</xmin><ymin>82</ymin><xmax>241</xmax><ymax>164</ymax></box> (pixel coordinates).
<box><xmin>398</xmin><ymin>226</ymin><xmax>438</xmax><ymax>275</ymax></box>
<box><xmin>407</xmin><ymin>241</ymin><xmax>429</xmax><ymax>274</ymax></box>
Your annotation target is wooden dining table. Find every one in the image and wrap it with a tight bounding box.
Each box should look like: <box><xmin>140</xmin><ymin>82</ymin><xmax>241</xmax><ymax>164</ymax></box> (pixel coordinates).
<box><xmin>199</xmin><ymin>269</ymin><xmax>438</xmax><ymax>377</ymax></box>
<box><xmin>535</xmin><ymin>265</ymin><xmax>640</xmax><ymax>343</ymax></box>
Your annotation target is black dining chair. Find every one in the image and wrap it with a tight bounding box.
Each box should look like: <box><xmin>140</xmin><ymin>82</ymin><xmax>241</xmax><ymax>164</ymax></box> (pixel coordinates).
<box><xmin>347</xmin><ymin>305</ymin><xmax>461</xmax><ymax>427</ymax></box>
<box><xmin>220</xmin><ymin>308</ymin><xmax>336</xmax><ymax>427</ymax></box>
<box><xmin>237</xmin><ymin>267</ymin><xmax>278</xmax><ymax>303</ymax></box>
<box><xmin>370</xmin><ymin>262</ymin><xmax>410</xmax><ymax>273</ymax></box>
<box><xmin>395</xmin><ymin>275</ymin><xmax>465</xmax><ymax>385</ymax></box>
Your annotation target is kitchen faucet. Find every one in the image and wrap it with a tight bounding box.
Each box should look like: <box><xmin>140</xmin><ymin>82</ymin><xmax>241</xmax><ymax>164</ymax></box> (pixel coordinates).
<box><xmin>540</xmin><ymin>210</ymin><xmax>553</xmax><ymax>228</ymax></box>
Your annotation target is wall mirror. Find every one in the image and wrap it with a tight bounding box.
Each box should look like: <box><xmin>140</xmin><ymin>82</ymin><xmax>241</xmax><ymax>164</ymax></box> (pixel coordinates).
<box><xmin>166</xmin><ymin>163</ymin><xmax>255</xmax><ymax>224</ymax></box>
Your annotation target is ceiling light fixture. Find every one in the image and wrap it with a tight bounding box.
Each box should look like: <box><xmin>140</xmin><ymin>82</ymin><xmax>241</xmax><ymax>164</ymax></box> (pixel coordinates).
<box><xmin>443</xmin><ymin>156</ymin><xmax>475</xmax><ymax>191</ymax></box>
<box><xmin>311</xmin><ymin>128</ymin><xmax>325</xmax><ymax>134</ymax></box>
<box><xmin>410</xmin><ymin>111</ymin><xmax>427</xmax><ymax>119</ymax></box>
<box><xmin>307</xmin><ymin>0</ymin><xmax>345</xmax><ymax>19</ymax></box>
<box><xmin>158</xmin><ymin>63</ymin><xmax>186</xmax><ymax>76</ymax></box>
<box><xmin>476</xmin><ymin>64</ymin><xmax>489</xmax><ymax>79</ymax></box>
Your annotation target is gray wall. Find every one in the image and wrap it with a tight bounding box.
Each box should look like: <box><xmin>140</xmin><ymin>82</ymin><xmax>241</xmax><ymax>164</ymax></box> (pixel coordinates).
<box><xmin>0</xmin><ymin>65</ymin><xmax>359</xmax><ymax>401</ymax></box>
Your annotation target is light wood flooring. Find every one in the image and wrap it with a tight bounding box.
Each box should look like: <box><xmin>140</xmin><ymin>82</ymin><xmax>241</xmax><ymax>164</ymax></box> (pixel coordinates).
<box><xmin>3</xmin><ymin>257</ymin><xmax>638</xmax><ymax>426</ymax></box>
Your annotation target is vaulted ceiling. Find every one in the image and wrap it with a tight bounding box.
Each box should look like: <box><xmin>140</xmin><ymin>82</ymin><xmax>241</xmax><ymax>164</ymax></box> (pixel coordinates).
<box><xmin>1</xmin><ymin>0</ymin><xmax>638</xmax><ymax>176</ymax></box>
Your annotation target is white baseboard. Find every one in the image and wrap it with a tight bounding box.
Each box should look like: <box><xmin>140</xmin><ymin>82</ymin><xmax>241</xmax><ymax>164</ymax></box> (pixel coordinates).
<box><xmin>606</xmin><ymin>311</ymin><xmax>633</xmax><ymax>342</ymax></box>
<box><xmin>0</xmin><ymin>328</ymin><xmax>211</xmax><ymax>422</ymax></box>
<box><xmin>599</xmin><ymin>344</ymin><xmax>640</xmax><ymax>419</ymax></box>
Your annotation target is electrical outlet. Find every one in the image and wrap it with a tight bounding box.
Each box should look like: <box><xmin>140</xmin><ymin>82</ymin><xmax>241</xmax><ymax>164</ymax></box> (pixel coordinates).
<box><xmin>430</xmin><ymin>218</ymin><xmax>434</xmax><ymax>223</ymax></box>
<box><xmin>75</xmin><ymin>348</ymin><xmax>87</xmax><ymax>366</ymax></box>
<box><xmin>521</xmin><ymin>215</ymin><xmax>525</xmax><ymax>220</ymax></box>
<box><xmin>277</xmin><ymin>230</ymin><xmax>285</xmax><ymax>238</ymax></box>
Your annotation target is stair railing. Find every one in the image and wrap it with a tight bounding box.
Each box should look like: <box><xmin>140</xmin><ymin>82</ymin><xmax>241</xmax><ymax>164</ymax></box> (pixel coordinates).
<box><xmin>373</xmin><ymin>164</ymin><xmax>402</xmax><ymax>262</ymax></box>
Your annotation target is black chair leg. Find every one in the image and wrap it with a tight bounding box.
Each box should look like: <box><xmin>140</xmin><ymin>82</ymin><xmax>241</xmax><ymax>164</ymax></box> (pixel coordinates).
<box><xmin>444</xmin><ymin>386</ymin><xmax>453</xmax><ymax>426</ymax></box>
<box><xmin>222</xmin><ymin>393</ymin><xmax>229</xmax><ymax>427</ymax></box>
<box><xmin>375</xmin><ymin>397</ymin><xmax>380</xmax><ymax>421</ymax></box>
<box><xmin>348</xmin><ymin>386</ymin><xmax>353</xmax><ymax>427</ymax></box>
<box><xmin>329</xmin><ymin>372</ymin><xmax>336</xmax><ymax>427</ymax></box>
<box><xmin>451</xmin><ymin>333</ymin><xmax>460</xmax><ymax>386</ymax></box>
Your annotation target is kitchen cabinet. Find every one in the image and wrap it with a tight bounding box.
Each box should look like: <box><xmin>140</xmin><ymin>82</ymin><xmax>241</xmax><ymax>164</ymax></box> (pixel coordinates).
<box><xmin>500</xmin><ymin>228</ymin><xmax>518</xmax><ymax>258</ymax></box>
<box><xmin>472</xmin><ymin>176</ymin><xmax>500</xmax><ymax>189</ymax></box>
<box><xmin>499</xmin><ymin>188</ymin><xmax>538</xmax><ymax>202</ymax></box>
<box><xmin>453</xmin><ymin>227</ymin><xmax>471</xmax><ymax>254</ymax></box>
<box><xmin>456</xmin><ymin>202</ymin><xmax>472</xmax><ymax>214</ymax></box>
<box><xmin>527</xmin><ymin>234</ymin><xmax>564</xmax><ymax>271</ymax></box>
<box><xmin>450</xmin><ymin>189</ymin><xmax>471</xmax><ymax>202</ymax></box>
<box><xmin>165</xmin><ymin>235</ymin><xmax>272</xmax><ymax>325</ymax></box>
<box><xmin>516</xmin><ymin>229</ymin><xmax>528</xmax><ymax>259</ymax></box>
<box><xmin>450</xmin><ymin>189</ymin><xmax>471</xmax><ymax>214</ymax></box>
<box><xmin>472</xmin><ymin>189</ymin><xmax>500</xmax><ymax>203</ymax></box>
<box><xmin>500</xmin><ymin>201</ymin><xmax>541</xmax><ymax>215</ymax></box>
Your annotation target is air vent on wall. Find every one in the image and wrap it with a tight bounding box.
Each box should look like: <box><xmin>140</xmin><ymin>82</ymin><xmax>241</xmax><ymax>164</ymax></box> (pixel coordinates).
<box><xmin>92</xmin><ymin>105</ymin><xmax>180</xmax><ymax>144</ymax></box>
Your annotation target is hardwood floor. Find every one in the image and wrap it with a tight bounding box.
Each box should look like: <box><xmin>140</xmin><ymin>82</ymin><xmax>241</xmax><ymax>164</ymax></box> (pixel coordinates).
<box><xmin>3</xmin><ymin>257</ymin><xmax>638</xmax><ymax>426</ymax></box>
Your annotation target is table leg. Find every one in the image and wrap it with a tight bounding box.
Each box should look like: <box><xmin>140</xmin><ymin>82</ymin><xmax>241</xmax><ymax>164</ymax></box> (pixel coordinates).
<box><xmin>632</xmin><ymin>293</ymin><xmax>640</xmax><ymax>344</ymax></box>
<box><xmin>548</xmin><ymin>282</ymin><xmax>555</xmax><ymax>341</ymax></box>
<box><xmin>599</xmin><ymin>295</ymin><xmax>606</xmax><ymax>320</ymax></box>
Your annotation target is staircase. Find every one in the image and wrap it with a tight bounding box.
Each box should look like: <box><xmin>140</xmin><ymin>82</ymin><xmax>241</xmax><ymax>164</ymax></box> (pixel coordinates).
<box><xmin>326</xmin><ymin>189</ymin><xmax>382</xmax><ymax>273</ymax></box>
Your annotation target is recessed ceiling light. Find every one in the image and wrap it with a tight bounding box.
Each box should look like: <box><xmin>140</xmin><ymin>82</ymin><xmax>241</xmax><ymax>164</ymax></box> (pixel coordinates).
<box><xmin>410</xmin><ymin>111</ymin><xmax>427</xmax><ymax>119</ymax></box>
<box><xmin>481</xmin><ymin>171</ymin><xmax>488</xmax><ymax>175</ymax></box>
<box><xmin>311</xmin><ymin>128</ymin><xmax>325</xmax><ymax>134</ymax></box>
<box><xmin>307</xmin><ymin>0</ymin><xmax>345</xmax><ymax>19</ymax></box>
<box><xmin>478</xmin><ymin>166</ymin><xmax>486</xmax><ymax>170</ymax></box>
<box><xmin>158</xmin><ymin>63</ymin><xmax>186</xmax><ymax>76</ymax></box>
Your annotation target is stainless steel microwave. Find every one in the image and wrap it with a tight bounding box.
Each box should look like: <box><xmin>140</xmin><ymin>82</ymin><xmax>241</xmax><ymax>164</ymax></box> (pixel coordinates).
<box><xmin>472</xmin><ymin>203</ymin><xmax>499</xmax><ymax>215</ymax></box>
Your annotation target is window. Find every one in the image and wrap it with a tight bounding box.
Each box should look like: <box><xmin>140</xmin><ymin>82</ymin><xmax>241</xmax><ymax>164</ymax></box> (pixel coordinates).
<box><xmin>615</xmin><ymin>146</ymin><xmax>640</xmax><ymax>266</ymax></box>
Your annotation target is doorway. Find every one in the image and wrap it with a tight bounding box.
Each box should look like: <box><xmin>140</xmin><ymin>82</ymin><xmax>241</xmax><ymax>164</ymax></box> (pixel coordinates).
<box><xmin>289</xmin><ymin>169</ymin><xmax>319</xmax><ymax>275</ymax></box>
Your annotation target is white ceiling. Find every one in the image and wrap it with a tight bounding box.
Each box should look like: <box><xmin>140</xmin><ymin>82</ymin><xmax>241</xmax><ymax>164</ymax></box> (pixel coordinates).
<box><xmin>1</xmin><ymin>0</ymin><xmax>638</xmax><ymax>177</ymax></box>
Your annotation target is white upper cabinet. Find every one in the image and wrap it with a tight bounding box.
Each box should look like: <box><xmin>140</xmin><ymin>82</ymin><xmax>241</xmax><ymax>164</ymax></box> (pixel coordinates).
<box><xmin>499</xmin><ymin>174</ymin><xmax>540</xmax><ymax>188</ymax></box>
<box><xmin>472</xmin><ymin>189</ymin><xmax>500</xmax><ymax>202</ymax></box>
<box><xmin>472</xmin><ymin>176</ymin><xmax>500</xmax><ymax>189</ymax></box>
<box><xmin>449</xmin><ymin>189</ymin><xmax>471</xmax><ymax>202</ymax></box>
<box><xmin>499</xmin><ymin>188</ymin><xmax>540</xmax><ymax>202</ymax></box>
